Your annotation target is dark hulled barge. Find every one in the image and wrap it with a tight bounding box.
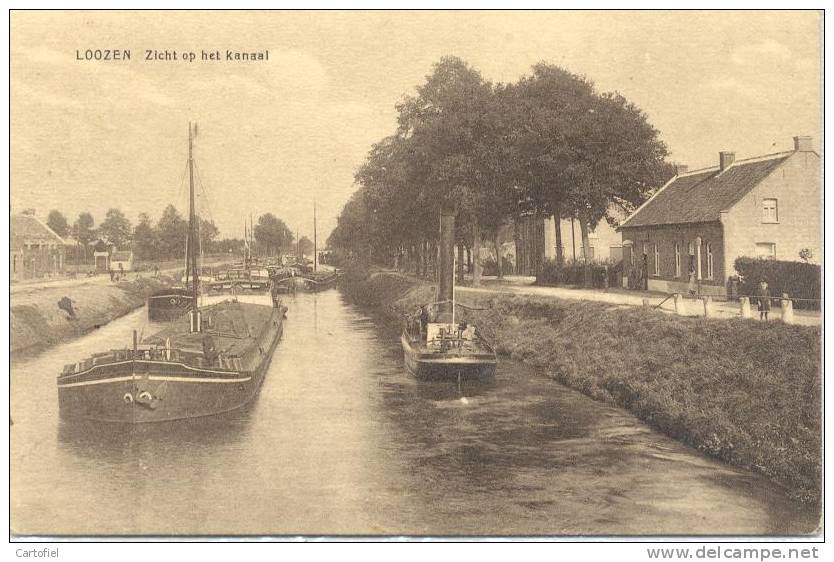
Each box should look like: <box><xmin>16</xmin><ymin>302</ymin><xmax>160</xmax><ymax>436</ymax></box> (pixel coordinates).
<box><xmin>58</xmin><ymin>123</ymin><xmax>287</xmax><ymax>422</ymax></box>
<box><xmin>57</xmin><ymin>299</ymin><xmax>286</xmax><ymax>422</ymax></box>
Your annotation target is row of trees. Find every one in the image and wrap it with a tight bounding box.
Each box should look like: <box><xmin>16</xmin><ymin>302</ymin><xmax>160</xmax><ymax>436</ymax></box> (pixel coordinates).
<box><xmin>46</xmin><ymin>207</ymin><xmax>313</xmax><ymax>263</ymax></box>
<box><xmin>328</xmin><ymin>57</ymin><xmax>675</xmax><ymax>285</ymax></box>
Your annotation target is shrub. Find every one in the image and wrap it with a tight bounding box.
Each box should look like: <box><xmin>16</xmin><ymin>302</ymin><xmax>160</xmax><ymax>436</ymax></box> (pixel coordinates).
<box><xmin>481</xmin><ymin>256</ymin><xmax>514</xmax><ymax>277</ymax></box>
<box><xmin>734</xmin><ymin>257</ymin><xmax>821</xmax><ymax>310</ymax></box>
<box><xmin>536</xmin><ymin>258</ymin><xmax>613</xmax><ymax>288</ymax></box>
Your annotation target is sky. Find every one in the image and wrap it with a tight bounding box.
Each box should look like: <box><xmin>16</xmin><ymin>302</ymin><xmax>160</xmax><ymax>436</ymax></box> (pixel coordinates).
<box><xmin>10</xmin><ymin>10</ymin><xmax>822</xmax><ymax>242</ymax></box>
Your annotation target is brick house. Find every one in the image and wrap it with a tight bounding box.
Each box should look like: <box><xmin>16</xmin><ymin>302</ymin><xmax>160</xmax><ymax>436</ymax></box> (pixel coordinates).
<box><xmin>618</xmin><ymin>136</ymin><xmax>820</xmax><ymax>296</ymax></box>
<box><xmin>10</xmin><ymin>213</ymin><xmax>68</xmax><ymax>281</ymax></box>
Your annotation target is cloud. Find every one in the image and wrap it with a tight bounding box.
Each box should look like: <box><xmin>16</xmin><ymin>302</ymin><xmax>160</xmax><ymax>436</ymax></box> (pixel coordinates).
<box><xmin>702</xmin><ymin>77</ymin><xmax>762</xmax><ymax>102</ymax></box>
<box><xmin>11</xmin><ymin>80</ymin><xmax>83</xmax><ymax>108</ymax></box>
<box><xmin>731</xmin><ymin>40</ymin><xmax>792</xmax><ymax>65</ymax></box>
<box><xmin>260</xmin><ymin>50</ymin><xmax>329</xmax><ymax>93</ymax></box>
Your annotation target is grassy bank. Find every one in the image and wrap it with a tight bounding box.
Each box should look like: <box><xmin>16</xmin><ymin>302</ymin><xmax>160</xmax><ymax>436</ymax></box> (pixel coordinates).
<box><xmin>11</xmin><ymin>276</ymin><xmax>174</xmax><ymax>355</ymax></box>
<box><xmin>342</xmin><ymin>267</ymin><xmax>822</xmax><ymax>504</ymax></box>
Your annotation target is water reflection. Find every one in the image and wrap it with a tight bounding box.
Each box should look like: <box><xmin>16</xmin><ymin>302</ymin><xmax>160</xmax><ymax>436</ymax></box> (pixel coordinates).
<box><xmin>57</xmin><ymin>405</ymin><xmax>255</xmax><ymax>466</ymax></box>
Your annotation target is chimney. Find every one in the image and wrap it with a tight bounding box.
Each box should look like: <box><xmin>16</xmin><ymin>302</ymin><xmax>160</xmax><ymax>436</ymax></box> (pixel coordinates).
<box><xmin>794</xmin><ymin>136</ymin><xmax>813</xmax><ymax>152</ymax></box>
<box><xmin>719</xmin><ymin>151</ymin><xmax>735</xmax><ymax>171</ymax></box>
<box><xmin>675</xmin><ymin>164</ymin><xmax>689</xmax><ymax>175</ymax></box>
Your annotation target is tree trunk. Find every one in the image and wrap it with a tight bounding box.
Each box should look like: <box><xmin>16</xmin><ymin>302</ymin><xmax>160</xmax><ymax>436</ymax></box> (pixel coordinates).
<box><xmin>456</xmin><ymin>243</ymin><xmax>464</xmax><ymax>283</ymax></box>
<box><xmin>472</xmin><ymin>218</ymin><xmax>482</xmax><ymax>287</ymax></box>
<box><xmin>579</xmin><ymin>218</ymin><xmax>592</xmax><ymax>288</ymax></box>
<box><xmin>553</xmin><ymin>203</ymin><xmax>564</xmax><ymax>269</ymax></box>
<box><xmin>466</xmin><ymin>244</ymin><xmax>472</xmax><ymax>275</ymax></box>
<box><xmin>494</xmin><ymin>230</ymin><xmax>503</xmax><ymax>279</ymax></box>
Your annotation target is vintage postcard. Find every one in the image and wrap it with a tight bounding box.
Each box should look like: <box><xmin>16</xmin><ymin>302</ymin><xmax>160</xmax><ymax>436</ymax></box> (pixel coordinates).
<box><xmin>8</xmin><ymin>9</ymin><xmax>823</xmax><ymax>544</ymax></box>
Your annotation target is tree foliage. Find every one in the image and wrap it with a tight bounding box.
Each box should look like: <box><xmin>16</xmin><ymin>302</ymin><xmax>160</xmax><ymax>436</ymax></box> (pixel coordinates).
<box><xmin>330</xmin><ymin>57</ymin><xmax>673</xmax><ymax>286</ymax></box>
<box><xmin>99</xmin><ymin>208</ymin><xmax>133</xmax><ymax>249</ymax></box>
<box><xmin>72</xmin><ymin>212</ymin><xmax>96</xmax><ymax>246</ymax></box>
<box><xmin>254</xmin><ymin>213</ymin><xmax>294</xmax><ymax>256</ymax></box>
<box><xmin>46</xmin><ymin>210</ymin><xmax>70</xmax><ymax>238</ymax></box>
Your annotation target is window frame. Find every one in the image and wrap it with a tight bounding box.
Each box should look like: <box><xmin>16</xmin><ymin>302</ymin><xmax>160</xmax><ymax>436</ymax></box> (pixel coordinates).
<box><xmin>653</xmin><ymin>243</ymin><xmax>660</xmax><ymax>276</ymax></box>
<box><xmin>674</xmin><ymin>243</ymin><xmax>681</xmax><ymax>278</ymax></box>
<box><xmin>705</xmin><ymin>242</ymin><xmax>714</xmax><ymax>280</ymax></box>
<box><xmin>762</xmin><ymin>198</ymin><xmax>778</xmax><ymax>223</ymax></box>
<box><xmin>755</xmin><ymin>242</ymin><xmax>777</xmax><ymax>259</ymax></box>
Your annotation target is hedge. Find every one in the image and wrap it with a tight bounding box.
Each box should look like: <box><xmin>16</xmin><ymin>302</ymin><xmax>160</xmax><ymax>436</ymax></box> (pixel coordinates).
<box><xmin>734</xmin><ymin>257</ymin><xmax>821</xmax><ymax>310</ymax></box>
<box><xmin>536</xmin><ymin>258</ymin><xmax>613</xmax><ymax>288</ymax></box>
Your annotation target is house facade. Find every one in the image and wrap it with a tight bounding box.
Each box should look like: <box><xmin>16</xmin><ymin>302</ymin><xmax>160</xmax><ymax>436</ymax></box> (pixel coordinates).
<box><xmin>618</xmin><ymin>136</ymin><xmax>820</xmax><ymax>296</ymax></box>
<box><xmin>10</xmin><ymin>213</ymin><xmax>68</xmax><ymax>281</ymax></box>
<box><xmin>513</xmin><ymin>212</ymin><xmax>623</xmax><ymax>275</ymax></box>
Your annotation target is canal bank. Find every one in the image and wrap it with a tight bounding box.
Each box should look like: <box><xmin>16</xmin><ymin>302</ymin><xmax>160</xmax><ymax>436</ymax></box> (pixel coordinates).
<box><xmin>11</xmin><ymin>275</ymin><xmax>175</xmax><ymax>355</ymax></box>
<box><xmin>341</xmin><ymin>267</ymin><xmax>821</xmax><ymax>506</ymax></box>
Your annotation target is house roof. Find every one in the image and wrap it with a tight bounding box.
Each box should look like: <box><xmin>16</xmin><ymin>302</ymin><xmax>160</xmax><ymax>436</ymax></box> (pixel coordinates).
<box><xmin>112</xmin><ymin>251</ymin><xmax>132</xmax><ymax>261</ymax></box>
<box><xmin>11</xmin><ymin>214</ymin><xmax>67</xmax><ymax>249</ymax></box>
<box><xmin>619</xmin><ymin>152</ymin><xmax>794</xmax><ymax>229</ymax></box>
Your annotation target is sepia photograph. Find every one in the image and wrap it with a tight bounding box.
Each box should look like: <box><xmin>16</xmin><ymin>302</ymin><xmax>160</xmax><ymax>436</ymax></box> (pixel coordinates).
<box><xmin>8</xmin><ymin>8</ymin><xmax>823</xmax><ymax>543</ymax></box>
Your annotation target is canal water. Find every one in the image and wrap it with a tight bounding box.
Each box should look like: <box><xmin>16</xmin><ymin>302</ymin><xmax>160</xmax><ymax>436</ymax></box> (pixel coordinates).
<box><xmin>11</xmin><ymin>290</ymin><xmax>818</xmax><ymax>536</ymax></box>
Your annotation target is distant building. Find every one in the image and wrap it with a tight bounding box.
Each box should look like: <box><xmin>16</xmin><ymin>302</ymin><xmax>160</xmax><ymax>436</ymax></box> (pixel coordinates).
<box><xmin>513</xmin><ymin>212</ymin><xmax>623</xmax><ymax>276</ymax></box>
<box><xmin>10</xmin><ymin>213</ymin><xmax>68</xmax><ymax>280</ymax></box>
<box><xmin>110</xmin><ymin>250</ymin><xmax>134</xmax><ymax>272</ymax></box>
<box><xmin>618</xmin><ymin>136</ymin><xmax>820</xmax><ymax>296</ymax></box>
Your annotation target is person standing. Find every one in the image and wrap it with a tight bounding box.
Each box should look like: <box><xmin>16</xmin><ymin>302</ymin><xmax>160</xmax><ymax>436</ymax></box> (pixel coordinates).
<box><xmin>641</xmin><ymin>254</ymin><xmax>649</xmax><ymax>291</ymax></box>
<box><xmin>757</xmin><ymin>280</ymin><xmax>772</xmax><ymax>321</ymax></box>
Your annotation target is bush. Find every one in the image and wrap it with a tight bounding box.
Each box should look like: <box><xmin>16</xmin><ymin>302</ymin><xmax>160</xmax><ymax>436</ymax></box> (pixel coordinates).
<box><xmin>735</xmin><ymin>257</ymin><xmax>821</xmax><ymax>310</ymax></box>
<box><xmin>482</xmin><ymin>256</ymin><xmax>514</xmax><ymax>277</ymax></box>
<box><xmin>536</xmin><ymin>258</ymin><xmax>613</xmax><ymax>288</ymax></box>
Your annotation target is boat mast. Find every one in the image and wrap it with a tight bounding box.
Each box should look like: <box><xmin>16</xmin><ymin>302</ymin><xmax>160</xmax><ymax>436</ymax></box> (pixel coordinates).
<box><xmin>187</xmin><ymin>122</ymin><xmax>201</xmax><ymax>332</ymax></box>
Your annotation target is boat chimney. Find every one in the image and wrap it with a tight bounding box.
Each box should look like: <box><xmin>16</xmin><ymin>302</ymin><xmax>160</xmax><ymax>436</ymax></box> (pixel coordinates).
<box><xmin>437</xmin><ymin>203</ymin><xmax>456</xmax><ymax>324</ymax></box>
<box><xmin>189</xmin><ymin>309</ymin><xmax>202</xmax><ymax>333</ymax></box>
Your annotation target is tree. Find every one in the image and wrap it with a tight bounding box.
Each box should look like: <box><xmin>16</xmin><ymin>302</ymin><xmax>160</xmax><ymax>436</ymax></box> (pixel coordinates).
<box><xmin>72</xmin><ymin>212</ymin><xmax>96</xmax><ymax>264</ymax></box>
<box><xmin>157</xmin><ymin>205</ymin><xmax>188</xmax><ymax>260</ymax></box>
<box><xmin>559</xmin><ymin>91</ymin><xmax>671</xmax><ymax>285</ymax></box>
<box><xmin>99</xmin><ymin>208</ymin><xmax>132</xmax><ymax>249</ymax></box>
<box><xmin>512</xmin><ymin>64</ymin><xmax>598</xmax><ymax>276</ymax></box>
<box><xmin>46</xmin><ymin>210</ymin><xmax>70</xmax><ymax>238</ymax></box>
<box><xmin>199</xmin><ymin>218</ymin><xmax>220</xmax><ymax>254</ymax></box>
<box><xmin>133</xmin><ymin>213</ymin><xmax>158</xmax><ymax>261</ymax></box>
<box><xmin>254</xmin><ymin>213</ymin><xmax>293</xmax><ymax>256</ymax></box>
<box><xmin>298</xmin><ymin>236</ymin><xmax>314</xmax><ymax>258</ymax></box>
<box><xmin>396</xmin><ymin>56</ymin><xmax>496</xmax><ymax>284</ymax></box>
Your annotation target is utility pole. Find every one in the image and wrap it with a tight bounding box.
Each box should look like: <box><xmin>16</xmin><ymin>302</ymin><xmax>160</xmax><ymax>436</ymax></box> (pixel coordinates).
<box><xmin>313</xmin><ymin>201</ymin><xmax>317</xmax><ymax>272</ymax></box>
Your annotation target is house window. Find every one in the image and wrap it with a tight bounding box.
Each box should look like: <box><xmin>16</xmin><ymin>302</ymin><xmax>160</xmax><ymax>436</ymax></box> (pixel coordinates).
<box><xmin>581</xmin><ymin>245</ymin><xmax>595</xmax><ymax>261</ymax></box>
<box><xmin>705</xmin><ymin>243</ymin><xmax>714</xmax><ymax>279</ymax></box>
<box><xmin>674</xmin><ymin>243</ymin><xmax>681</xmax><ymax>278</ymax></box>
<box><xmin>762</xmin><ymin>199</ymin><xmax>778</xmax><ymax>223</ymax></box>
<box><xmin>755</xmin><ymin>242</ymin><xmax>776</xmax><ymax>258</ymax></box>
<box><xmin>653</xmin><ymin>244</ymin><xmax>659</xmax><ymax>276</ymax></box>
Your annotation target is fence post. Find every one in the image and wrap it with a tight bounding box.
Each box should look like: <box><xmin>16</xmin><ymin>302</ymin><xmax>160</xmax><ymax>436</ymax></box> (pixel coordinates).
<box><xmin>673</xmin><ymin>293</ymin><xmax>686</xmax><ymax>316</ymax></box>
<box><xmin>739</xmin><ymin>296</ymin><xmax>752</xmax><ymax>319</ymax></box>
<box><xmin>642</xmin><ymin>298</ymin><xmax>651</xmax><ymax>309</ymax></box>
<box><xmin>702</xmin><ymin>295</ymin><xmax>713</xmax><ymax>319</ymax></box>
<box><xmin>781</xmin><ymin>293</ymin><xmax>794</xmax><ymax>324</ymax></box>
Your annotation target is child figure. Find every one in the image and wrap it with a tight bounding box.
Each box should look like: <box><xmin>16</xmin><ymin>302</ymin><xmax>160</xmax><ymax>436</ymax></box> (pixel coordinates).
<box><xmin>757</xmin><ymin>280</ymin><xmax>771</xmax><ymax>321</ymax></box>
